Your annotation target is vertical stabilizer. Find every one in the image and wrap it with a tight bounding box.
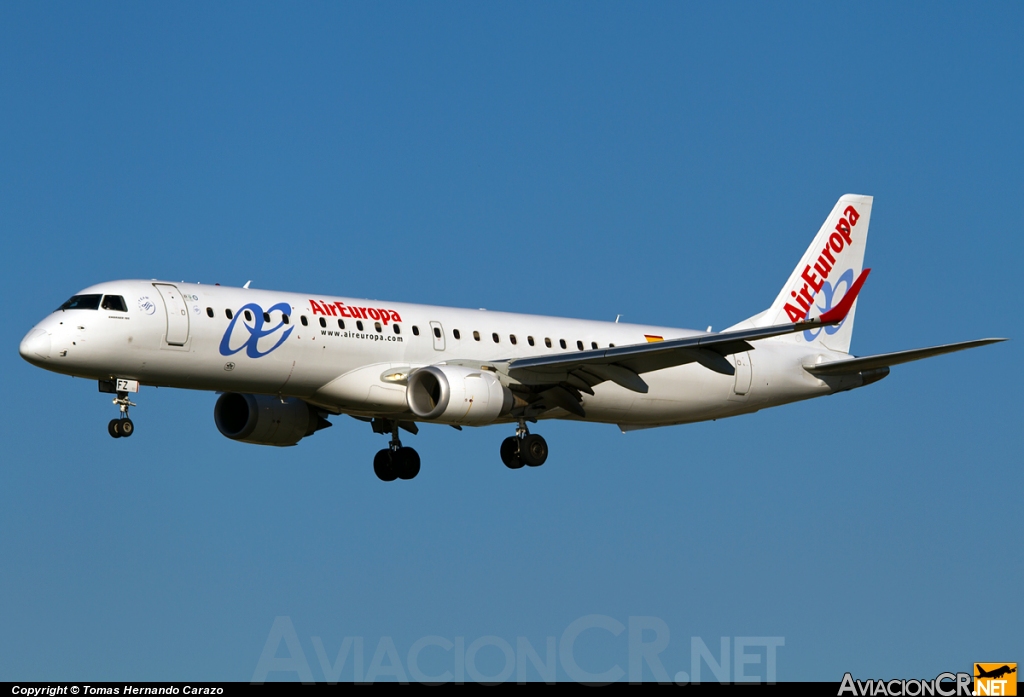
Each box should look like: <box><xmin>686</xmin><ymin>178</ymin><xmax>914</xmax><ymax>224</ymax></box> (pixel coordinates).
<box><xmin>756</xmin><ymin>194</ymin><xmax>872</xmax><ymax>354</ymax></box>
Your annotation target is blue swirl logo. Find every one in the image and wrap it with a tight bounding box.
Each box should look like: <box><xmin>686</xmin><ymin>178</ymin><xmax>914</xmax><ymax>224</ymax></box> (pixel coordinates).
<box><xmin>803</xmin><ymin>268</ymin><xmax>854</xmax><ymax>341</ymax></box>
<box><xmin>219</xmin><ymin>302</ymin><xmax>294</xmax><ymax>358</ymax></box>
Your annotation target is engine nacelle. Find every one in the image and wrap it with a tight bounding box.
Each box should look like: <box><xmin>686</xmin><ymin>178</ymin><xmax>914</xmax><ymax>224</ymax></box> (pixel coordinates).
<box><xmin>407</xmin><ymin>365</ymin><xmax>513</xmax><ymax>425</ymax></box>
<box><xmin>214</xmin><ymin>393</ymin><xmax>331</xmax><ymax>447</ymax></box>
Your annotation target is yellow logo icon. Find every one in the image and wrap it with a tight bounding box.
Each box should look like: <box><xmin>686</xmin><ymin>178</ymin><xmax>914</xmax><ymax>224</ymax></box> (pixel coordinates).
<box><xmin>975</xmin><ymin>663</ymin><xmax>1017</xmax><ymax>696</ymax></box>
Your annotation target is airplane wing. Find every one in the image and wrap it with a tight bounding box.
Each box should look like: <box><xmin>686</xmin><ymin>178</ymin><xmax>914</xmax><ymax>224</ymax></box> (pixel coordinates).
<box><xmin>508</xmin><ymin>317</ymin><xmax>820</xmax><ymax>391</ymax></box>
<box><xmin>503</xmin><ymin>268</ymin><xmax>871</xmax><ymax>396</ymax></box>
<box><xmin>443</xmin><ymin>270</ymin><xmax>870</xmax><ymax>418</ymax></box>
<box><xmin>803</xmin><ymin>338</ymin><xmax>1006</xmax><ymax>376</ymax></box>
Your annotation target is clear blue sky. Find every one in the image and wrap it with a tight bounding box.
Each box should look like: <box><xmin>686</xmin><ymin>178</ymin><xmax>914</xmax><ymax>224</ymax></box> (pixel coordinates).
<box><xmin>1</xmin><ymin>2</ymin><xmax>1020</xmax><ymax>682</ymax></box>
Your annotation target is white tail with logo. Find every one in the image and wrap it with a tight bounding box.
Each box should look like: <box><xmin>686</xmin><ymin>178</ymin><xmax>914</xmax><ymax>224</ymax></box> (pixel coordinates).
<box><xmin>755</xmin><ymin>194</ymin><xmax>872</xmax><ymax>354</ymax></box>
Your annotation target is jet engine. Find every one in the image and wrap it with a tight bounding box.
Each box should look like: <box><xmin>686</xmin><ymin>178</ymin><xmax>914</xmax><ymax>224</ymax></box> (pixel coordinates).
<box><xmin>214</xmin><ymin>393</ymin><xmax>331</xmax><ymax>446</ymax></box>
<box><xmin>407</xmin><ymin>365</ymin><xmax>513</xmax><ymax>426</ymax></box>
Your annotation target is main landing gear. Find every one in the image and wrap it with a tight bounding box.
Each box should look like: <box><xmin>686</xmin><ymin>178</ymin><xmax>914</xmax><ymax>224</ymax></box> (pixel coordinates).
<box><xmin>500</xmin><ymin>420</ymin><xmax>548</xmax><ymax>469</ymax></box>
<box><xmin>372</xmin><ymin>419</ymin><xmax>420</xmax><ymax>481</ymax></box>
<box><xmin>108</xmin><ymin>391</ymin><xmax>136</xmax><ymax>439</ymax></box>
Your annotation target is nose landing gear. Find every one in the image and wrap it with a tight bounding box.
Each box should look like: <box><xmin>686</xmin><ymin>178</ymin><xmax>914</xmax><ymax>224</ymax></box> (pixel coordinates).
<box><xmin>500</xmin><ymin>420</ymin><xmax>548</xmax><ymax>469</ymax></box>
<box><xmin>107</xmin><ymin>391</ymin><xmax>136</xmax><ymax>439</ymax></box>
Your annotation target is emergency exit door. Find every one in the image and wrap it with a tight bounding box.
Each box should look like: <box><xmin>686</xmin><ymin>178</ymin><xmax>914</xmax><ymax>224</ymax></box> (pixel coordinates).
<box><xmin>429</xmin><ymin>321</ymin><xmax>445</xmax><ymax>351</ymax></box>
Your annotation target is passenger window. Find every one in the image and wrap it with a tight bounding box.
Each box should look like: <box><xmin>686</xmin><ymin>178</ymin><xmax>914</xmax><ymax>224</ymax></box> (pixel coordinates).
<box><xmin>433</xmin><ymin>327</ymin><xmax>442</xmax><ymax>338</ymax></box>
<box><xmin>559</xmin><ymin>339</ymin><xmax>567</xmax><ymax>349</ymax></box>
<box><xmin>337</xmin><ymin>319</ymin><xmax>344</xmax><ymax>329</ymax></box>
<box><xmin>591</xmin><ymin>341</ymin><xmax>598</xmax><ymax>350</ymax></box>
<box><xmin>226</xmin><ymin>309</ymin><xmax>233</xmax><ymax>320</ymax></box>
<box><xmin>413</xmin><ymin>326</ymin><xmax>420</xmax><ymax>336</ymax></box>
<box><xmin>244</xmin><ymin>310</ymin><xmax>253</xmax><ymax>322</ymax></box>
<box><xmin>300</xmin><ymin>316</ymin><xmax>308</xmax><ymax>326</ymax></box>
<box><xmin>473</xmin><ymin>331</ymin><xmax>480</xmax><ymax>341</ymax></box>
<box><xmin>492</xmin><ymin>332</ymin><xmax>499</xmax><ymax>343</ymax></box>
<box><xmin>375</xmin><ymin>322</ymin><xmax>382</xmax><ymax>333</ymax></box>
<box><xmin>528</xmin><ymin>336</ymin><xmax>535</xmax><ymax>346</ymax></box>
<box><xmin>393</xmin><ymin>324</ymin><xmax>400</xmax><ymax>334</ymax></box>
<box><xmin>357</xmin><ymin>320</ymin><xmax>364</xmax><ymax>331</ymax></box>
<box><xmin>282</xmin><ymin>314</ymin><xmax>290</xmax><ymax>325</ymax></box>
<box><xmin>577</xmin><ymin>340</ymin><xmax>584</xmax><ymax>350</ymax></box>
<box><xmin>265</xmin><ymin>312</ymin><xmax>272</xmax><ymax>323</ymax></box>
<box><xmin>609</xmin><ymin>343</ymin><xmax>615</xmax><ymax>348</ymax></box>
<box><xmin>510</xmin><ymin>335</ymin><xmax>517</xmax><ymax>345</ymax></box>
<box><xmin>206</xmin><ymin>307</ymin><xmax>214</xmax><ymax>318</ymax></box>
<box><xmin>453</xmin><ymin>329</ymin><xmax>461</xmax><ymax>340</ymax></box>
<box><xmin>101</xmin><ymin>295</ymin><xmax>128</xmax><ymax>312</ymax></box>
<box><xmin>545</xmin><ymin>338</ymin><xmax>552</xmax><ymax>348</ymax></box>
<box><xmin>319</xmin><ymin>317</ymin><xmax>326</xmax><ymax>328</ymax></box>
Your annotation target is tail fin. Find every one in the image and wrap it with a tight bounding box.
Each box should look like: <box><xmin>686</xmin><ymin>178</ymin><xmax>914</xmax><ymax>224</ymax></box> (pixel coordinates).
<box><xmin>755</xmin><ymin>194</ymin><xmax>873</xmax><ymax>354</ymax></box>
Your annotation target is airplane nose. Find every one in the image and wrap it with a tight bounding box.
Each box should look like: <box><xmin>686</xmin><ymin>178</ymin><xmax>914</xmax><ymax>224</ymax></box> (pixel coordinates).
<box><xmin>19</xmin><ymin>327</ymin><xmax>51</xmax><ymax>363</ymax></box>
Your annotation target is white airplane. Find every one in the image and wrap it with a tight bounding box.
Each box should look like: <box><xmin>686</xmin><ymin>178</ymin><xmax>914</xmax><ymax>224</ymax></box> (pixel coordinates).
<box><xmin>19</xmin><ymin>195</ymin><xmax>1004</xmax><ymax>481</ymax></box>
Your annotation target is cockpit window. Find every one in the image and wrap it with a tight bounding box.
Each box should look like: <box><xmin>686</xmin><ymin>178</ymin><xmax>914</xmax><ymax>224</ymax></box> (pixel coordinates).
<box><xmin>57</xmin><ymin>294</ymin><xmax>102</xmax><ymax>311</ymax></box>
<box><xmin>101</xmin><ymin>295</ymin><xmax>128</xmax><ymax>312</ymax></box>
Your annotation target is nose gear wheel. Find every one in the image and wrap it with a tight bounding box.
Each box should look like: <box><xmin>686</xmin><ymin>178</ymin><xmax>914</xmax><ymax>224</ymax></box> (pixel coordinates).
<box><xmin>108</xmin><ymin>390</ymin><xmax>137</xmax><ymax>439</ymax></box>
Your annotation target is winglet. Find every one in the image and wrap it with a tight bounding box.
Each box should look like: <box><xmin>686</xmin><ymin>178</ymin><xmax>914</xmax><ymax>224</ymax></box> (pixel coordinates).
<box><xmin>818</xmin><ymin>268</ymin><xmax>870</xmax><ymax>324</ymax></box>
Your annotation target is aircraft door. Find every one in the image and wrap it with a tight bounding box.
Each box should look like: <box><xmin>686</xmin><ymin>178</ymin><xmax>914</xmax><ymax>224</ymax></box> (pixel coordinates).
<box><xmin>429</xmin><ymin>321</ymin><xmax>445</xmax><ymax>351</ymax></box>
<box><xmin>154</xmin><ymin>283</ymin><xmax>190</xmax><ymax>346</ymax></box>
<box><xmin>730</xmin><ymin>351</ymin><xmax>752</xmax><ymax>399</ymax></box>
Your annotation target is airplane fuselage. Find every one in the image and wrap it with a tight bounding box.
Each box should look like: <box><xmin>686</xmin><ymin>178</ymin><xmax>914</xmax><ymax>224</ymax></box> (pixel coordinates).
<box><xmin>20</xmin><ymin>279</ymin><xmax>848</xmax><ymax>428</ymax></box>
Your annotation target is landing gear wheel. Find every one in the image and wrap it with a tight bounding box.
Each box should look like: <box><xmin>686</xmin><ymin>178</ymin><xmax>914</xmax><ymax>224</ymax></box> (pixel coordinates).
<box><xmin>520</xmin><ymin>434</ymin><xmax>548</xmax><ymax>467</ymax></box>
<box><xmin>500</xmin><ymin>436</ymin><xmax>524</xmax><ymax>469</ymax></box>
<box><xmin>393</xmin><ymin>447</ymin><xmax>421</xmax><ymax>480</ymax></box>
<box><xmin>373</xmin><ymin>449</ymin><xmax>398</xmax><ymax>482</ymax></box>
<box><xmin>108</xmin><ymin>388</ymin><xmax>138</xmax><ymax>440</ymax></box>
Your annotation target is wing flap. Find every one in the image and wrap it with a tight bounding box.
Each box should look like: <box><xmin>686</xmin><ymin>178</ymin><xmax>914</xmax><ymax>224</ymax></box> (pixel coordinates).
<box><xmin>804</xmin><ymin>338</ymin><xmax>1006</xmax><ymax>376</ymax></box>
<box><xmin>581</xmin><ymin>363</ymin><xmax>649</xmax><ymax>394</ymax></box>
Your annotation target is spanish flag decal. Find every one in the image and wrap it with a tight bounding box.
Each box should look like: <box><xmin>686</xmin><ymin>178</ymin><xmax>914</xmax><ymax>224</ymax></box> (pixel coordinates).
<box><xmin>644</xmin><ymin>335</ymin><xmax>664</xmax><ymax>343</ymax></box>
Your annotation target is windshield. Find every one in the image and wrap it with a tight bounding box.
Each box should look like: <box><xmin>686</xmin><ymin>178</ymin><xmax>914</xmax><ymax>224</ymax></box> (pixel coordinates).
<box><xmin>56</xmin><ymin>294</ymin><xmax>102</xmax><ymax>311</ymax></box>
<box><xmin>101</xmin><ymin>295</ymin><xmax>128</xmax><ymax>312</ymax></box>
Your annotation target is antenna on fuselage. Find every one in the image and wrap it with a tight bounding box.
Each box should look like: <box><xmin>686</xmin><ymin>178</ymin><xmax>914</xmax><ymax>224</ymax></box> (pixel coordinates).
<box><xmin>615</xmin><ymin>314</ymin><xmax>621</xmax><ymax>323</ymax></box>
<box><xmin>243</xmin><ymin>280</ymin><xmax>251</xmax><ymax>289</ymax></box>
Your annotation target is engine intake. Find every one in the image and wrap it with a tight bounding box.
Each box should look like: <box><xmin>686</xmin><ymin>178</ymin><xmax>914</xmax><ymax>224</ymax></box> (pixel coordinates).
<box><xmin>407</xmin><ymin>365</ymin><xmax>513</xmax><ymax>425</ymax></box>
<box><xmin>214</xmin><ymin>393</ymin><xmax>331</xmax><ymax>447</ymax></box>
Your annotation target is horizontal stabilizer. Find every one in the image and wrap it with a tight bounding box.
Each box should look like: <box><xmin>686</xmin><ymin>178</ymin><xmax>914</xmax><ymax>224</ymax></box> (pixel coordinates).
<box><xmin>804</xmin><ymin>338</ymin><xmax>1006</xmax><ymax>376</ymax></box>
